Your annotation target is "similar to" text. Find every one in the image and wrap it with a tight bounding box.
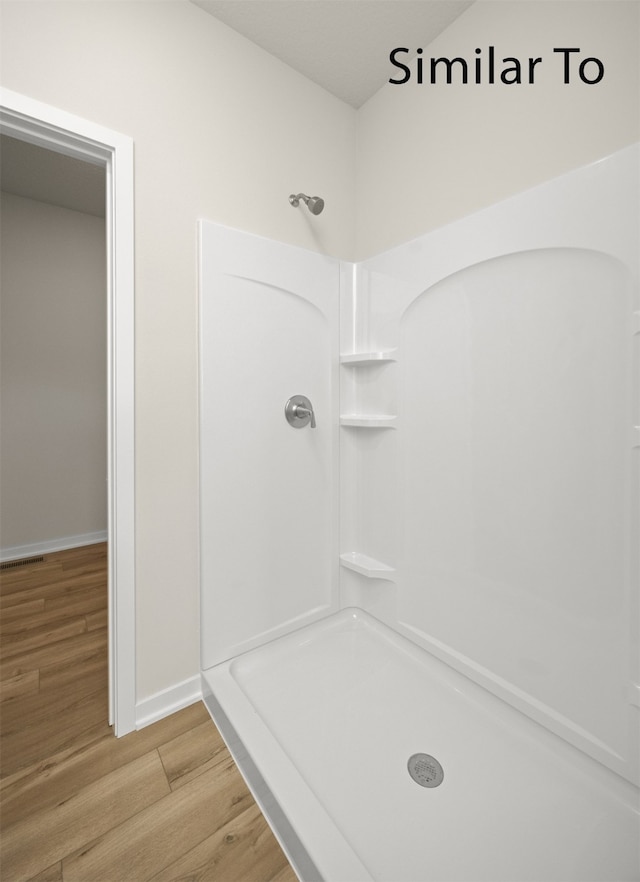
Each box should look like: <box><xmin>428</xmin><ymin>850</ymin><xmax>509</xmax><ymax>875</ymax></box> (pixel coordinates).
<box><xmin>389</xmin><ymin>47</ymin><xmax>605</xmax><ymax>86</ymax></box>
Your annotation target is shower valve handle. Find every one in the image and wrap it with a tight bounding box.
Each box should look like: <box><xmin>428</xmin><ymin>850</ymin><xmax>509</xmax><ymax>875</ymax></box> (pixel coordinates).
<box><xmin>285</xmin><ymin>396</ymin><xmax>316</xmax><ymax>429</ymax></box>
<box><xmin>294</xmin><ymin>405</ymin><xmax>316</xmax><ymax>428</ymax></box>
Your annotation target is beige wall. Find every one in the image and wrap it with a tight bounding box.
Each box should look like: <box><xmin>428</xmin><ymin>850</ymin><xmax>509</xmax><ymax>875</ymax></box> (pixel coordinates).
<box><xmin>356</xmin><ymin>0</ymin><xmax>640</xmax><ymax>258</ymax></box>
<box><xmin>0</xmin><ymin>193</ymin><xmax>107</xmax><ymax>550</ymax></box>
<box><xmin>0</xmin><ymin>0</ymin><xmax>356</xmax><ymax>702</ymax></box>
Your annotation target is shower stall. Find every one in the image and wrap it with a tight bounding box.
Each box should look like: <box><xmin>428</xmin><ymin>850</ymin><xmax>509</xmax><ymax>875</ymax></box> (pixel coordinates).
<box><xmin>199</xmin><ymin>144</ymin><xmax>639</xmax><ymax>881</ymax></box>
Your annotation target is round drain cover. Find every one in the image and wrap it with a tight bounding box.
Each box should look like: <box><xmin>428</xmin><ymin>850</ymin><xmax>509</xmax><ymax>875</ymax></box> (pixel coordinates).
<box><xmin>407</xmin><ymin>753</ymin><xmax>444</xmax><ymax>788</ymax></box>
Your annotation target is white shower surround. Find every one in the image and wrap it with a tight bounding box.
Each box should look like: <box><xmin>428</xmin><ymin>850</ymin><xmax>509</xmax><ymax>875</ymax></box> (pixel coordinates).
<box><xmin>199</xmin><ymin>144</ymin><xmax>639</xmax><ymax>881</ymax></box>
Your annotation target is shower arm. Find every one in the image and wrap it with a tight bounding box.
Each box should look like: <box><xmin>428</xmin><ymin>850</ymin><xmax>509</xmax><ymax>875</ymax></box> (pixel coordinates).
<box><xmin>289</xmin><ymin>193</ymin><xmax>324</xmax><ymax>215</ymax></box>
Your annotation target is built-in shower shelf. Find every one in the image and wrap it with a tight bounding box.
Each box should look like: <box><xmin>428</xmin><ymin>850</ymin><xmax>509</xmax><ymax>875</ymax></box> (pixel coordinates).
<box><xmin>339</xmin><ymin>552</ymin><xmax>395</xmax><ymax>581</ymax></box>
<box><xmin>340</xmin><ymin>414</ymin><xmax>396</xmax><ymax>428</ymax></box>
<box><xmin>340</xmin><ymin>350</ymin><xmax>397</xmax><ymax>365</ymax></box>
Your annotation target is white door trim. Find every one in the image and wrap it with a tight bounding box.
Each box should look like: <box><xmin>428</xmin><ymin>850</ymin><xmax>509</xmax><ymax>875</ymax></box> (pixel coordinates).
<box><xmin>0</xmin><ymin>88</ymin><xmax>136</xmax><ymax>735</ymax></box>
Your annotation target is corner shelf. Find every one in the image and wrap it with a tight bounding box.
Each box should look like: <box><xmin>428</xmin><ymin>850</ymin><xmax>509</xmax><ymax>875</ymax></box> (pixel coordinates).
<box><xmin>340</xmin><ymin>415</ymin><xmax>396</xmax><ymax>428</ymax></box>
<box><xmin>340</xmin><ymin>552</ymin><xmax>395</xmax><ymax>581</ymax></box>
<box><xmin>340</xmin><ymin>350</ymin><xmax>397</xmax><ymax>366</ymax></box>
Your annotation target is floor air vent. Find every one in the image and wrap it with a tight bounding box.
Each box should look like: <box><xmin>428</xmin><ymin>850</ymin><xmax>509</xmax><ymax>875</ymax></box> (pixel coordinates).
<box><xmin>0</xmin><ymin>555</ymin><xmax>45</xmax><ymax>570</ymax></box>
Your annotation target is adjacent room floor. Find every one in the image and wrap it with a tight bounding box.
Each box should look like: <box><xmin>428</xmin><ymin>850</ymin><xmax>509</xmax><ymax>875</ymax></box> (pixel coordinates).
<box><xmin>0</xmin><ymin>544</ymin><xmax>296</xmax><ymax>882</ymax></box>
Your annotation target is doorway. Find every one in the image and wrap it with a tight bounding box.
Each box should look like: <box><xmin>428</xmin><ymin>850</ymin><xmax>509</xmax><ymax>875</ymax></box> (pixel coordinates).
<box><xmin>0</xmin><ymin>89</ymin><xmax>136</xmax><ymax>734</ymax></box>
<box><xmin>1</xmin><ymin>135</ymin><xmax>108</xmax><ymax>557</ymax></box>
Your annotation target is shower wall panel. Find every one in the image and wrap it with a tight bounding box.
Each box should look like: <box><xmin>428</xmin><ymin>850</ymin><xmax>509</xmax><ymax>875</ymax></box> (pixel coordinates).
<box><xmin>199</xmin><ymin>222</ymin><xmax>340</xmax><ymax>669</ymax></box>
<box><xmin>347</xmin><ymin>145</ymin><xmax>639</xmax><ymax>785</ymax></box>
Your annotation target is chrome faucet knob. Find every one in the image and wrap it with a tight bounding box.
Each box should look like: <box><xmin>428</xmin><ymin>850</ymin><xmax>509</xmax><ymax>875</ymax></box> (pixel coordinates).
<box><xmin>285</xmin><ymin>395</ymin><xmax>316</xmax><ymax>429</ymax></box>
<box><xmin>294</xmin><ymin>405</ymin><xmax>316</xmax><ymax>428</ymax></box>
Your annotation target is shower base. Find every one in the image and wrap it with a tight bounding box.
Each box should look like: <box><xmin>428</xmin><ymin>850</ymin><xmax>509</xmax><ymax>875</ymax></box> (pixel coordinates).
<box><xmin>201</xmin><ymin>608</ymin><xmax>639</xmax><ymax>882</ymax></box>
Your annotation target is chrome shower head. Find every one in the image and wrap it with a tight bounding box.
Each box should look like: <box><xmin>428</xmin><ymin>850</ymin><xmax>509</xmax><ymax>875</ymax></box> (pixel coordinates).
<box><xmin>289</xmin><ymin>193</ymin><xmax>325</xmax><ymax>215</ymax></box>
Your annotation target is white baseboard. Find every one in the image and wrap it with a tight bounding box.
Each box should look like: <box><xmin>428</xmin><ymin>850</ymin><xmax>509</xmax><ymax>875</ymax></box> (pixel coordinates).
<box><xmin>0</xmin><ymin>530</ymin><xmax>108</xmax><ymax>562</ymax></box>
<box><xmin>135</xmin><ymin>675</ymin><xmax>203</xmax><ymax>730</ymax></box>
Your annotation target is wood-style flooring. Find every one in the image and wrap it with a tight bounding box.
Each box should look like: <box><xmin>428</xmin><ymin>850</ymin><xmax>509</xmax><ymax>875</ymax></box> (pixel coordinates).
<box><xmin>0</xmin><ymin>544</ymin><xmax>297</xmax><ymax>882</ymax></box>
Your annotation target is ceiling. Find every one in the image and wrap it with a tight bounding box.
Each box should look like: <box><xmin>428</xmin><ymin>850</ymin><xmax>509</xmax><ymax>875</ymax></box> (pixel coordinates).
<box><xmin>191</xmin><ymin>0</ymin><xmax>474</xmax><ymax>108</ymax></box>
<box><xmin>1</xmin><ymin>2</ymin><xmax>474</xmax><ymax>211</ymax></box>
<box><xmin>1</xmin><ymin>135</ymin><xmax>106</xmax><ymax>217</ymax></box>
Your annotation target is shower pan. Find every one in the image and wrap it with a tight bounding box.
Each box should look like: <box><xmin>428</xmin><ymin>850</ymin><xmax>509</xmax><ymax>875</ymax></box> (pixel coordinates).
<box><xmin>199</xmin><ymin>144</ymin><xmax>640</xmax><ymax>881</ymax></box>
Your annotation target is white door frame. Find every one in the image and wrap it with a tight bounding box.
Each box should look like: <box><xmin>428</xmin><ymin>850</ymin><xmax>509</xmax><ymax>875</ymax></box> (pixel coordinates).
<box><xmin>0</xmin><ymin>88</ymin><xmax>136</xmax><ymax>735</ymax></box>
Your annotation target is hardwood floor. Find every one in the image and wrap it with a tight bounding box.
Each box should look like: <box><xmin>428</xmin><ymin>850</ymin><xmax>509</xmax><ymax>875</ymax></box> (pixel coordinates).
<box><xmin>0</xmin><ymin>544</ymin><xmax>297</xmax><ymax>882</ymax></box>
